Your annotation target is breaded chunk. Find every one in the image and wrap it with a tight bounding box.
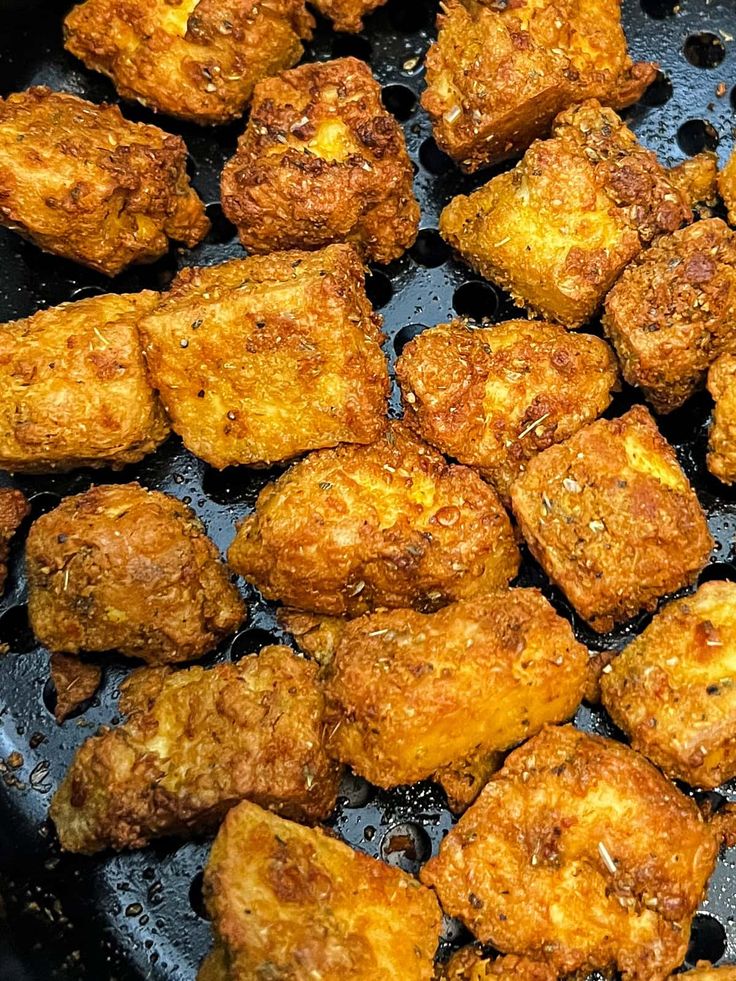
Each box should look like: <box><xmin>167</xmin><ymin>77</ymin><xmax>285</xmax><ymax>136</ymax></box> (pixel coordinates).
<box><xmin>440</xmin><ymin>949</ymin><xmax>557</xmax><ymax>981</ymax></box>
<box><xmin>440</xmin><ymin>101</ymin><xmax>692</xmax><ymax>328</ymax></box>
<box><xmin>49</xmin><ymin>653</ymin><xmax>103</xmax><ymax>724</ymax></box>
<box><xmin>310</xmin><ymin>0</ymin><xmax>386</xmax><ymax>32</ymax></box>
<box><xmin>64</xmin><ymin>0</ymin><xmax>314</xmax><ymax>125</ymax></box>
<box><xmin>139</xmin><ymin>245</ymin><xmax>389</xmax><ymax>469</ymax></box>
<box><xmin>510</xmin><ymin>407</ymin><xmax>712</xmax><ymax>633</ymax></box>
<box><xmin>50</xmin><ymin>647</ymin><xmax>340</xmax><ymax>853</ymax></box>
<box><xmin>0</xmin><ymin>488</ymin><xmax>28</xmax><ymax>594</ymax></box>
<box><xmin>0</xmin><ymin>88</ymin><xmax>208</xmax><ymax>275</ymax></box>
<box><xmin>707</xmin><ymin>352</ymin><xmax>736</xmax><ymax>485</ymax></box>
<box><xmin>200</xmin><ymin>800</ymin><xmax>441</xmax><ymax>981</ymax></box>
<box><xmin>220</xmin><ymin>58</ymin><xmax>419</xmax><ymax>263</ymax></box>
<box><xmin>228</xmin><ymin>423</ymin><xmax>520</xmax><ymax>616</ymax></box>
<box><xmin>719</xmin><ymin>148</ymin><xmax>736</xmax><ymax>227</ymax></box>
<box><xmin>0</xmin><ymin>292</ymin><xmax>169</xmax><ymax>473</ymax></box>
<box><xmin>421</xmin><ymin>725</ymin><xmax>719</xmax><ymax>981</ymax></box>
<box><xmin>601</xmin><ymin>581</ymin><xmax>736</xmax><ymax>789</ymax></box>
<box><xmin>396</xmin><ymin>319</ymin><xmax>618</xmax><ymax>500</ymax></box>
<box><xmin>27</xmin><ymin>484</ymin><xmax>245</xmax><ymax>664</ymax></box>
<box><xmin>423</xmin><ymin>0</ymin><xmax>655</xmax><ymax>173</ymax></box>
<box><xmin>603</xmin><ymin>219</ymin><xmax>736</xmax><ymax>414</ymax></box>
<box><xmin>669</xmin><ymin>152</ymin><xmax>720</xmax><ymax>212</ymax></box>
<box><xmin>674</xmin><ymin>967</ymin><xmax>736</xmax><ymax>981</ymax></box>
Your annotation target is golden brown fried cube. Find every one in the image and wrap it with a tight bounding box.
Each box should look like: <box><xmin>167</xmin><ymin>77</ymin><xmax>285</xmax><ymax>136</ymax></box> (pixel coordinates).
<box><xmin>0</xmin><ymin>488</ymin><xmax>28</xmax><ymax>594</ymax></box>
<box><xmin>440</xmin><ymin>101</ymin><xmax>692</xmax><ymax>328</ymax></box>
<box><xmin>396</xmin><ymin>319</ymin><xmax>618</xmax><ymax>500</ymax></box>
<box><xmin>228</xmin><ymin>422</ymin><xmax>520</xmax><ymax>616</ymax></box>
<box><xmin>139</xmin><ymin>244</ymin><xmax>389</xmax><ymax>469</ymax></box>
<box><xmin>200</xmin><ymin>800</ymin><xmax>441</xmax><ymax>981</ymax></box>
<box><xmin>0</xmin><ymin>87</ymin><xmax>208</xmax><ymax>276</ymax></box>
<box><xmin>601</xmin><ymin>581</ymin><xmax>736</xmax><ymax>789</ymax></box>
<box><xmin>719</xmin><ymin>148</ymin><xmax>736</xmax><ymax>227</ymax></box>
<box><xmin>0</xmin><ymin>292</ymin><xmax>169</xmax><ymax>473</ymax></box>
<box><xmin>220</xmin><ymin>58</ymin><xmax>419</xmax><ymax>263</ymax></box>
<box><xmin>674</xmin><ymin>968</ymin><xmax>736</xmax><ymax>981</ymax></box>
<box><xmin>707</xmin><ymin>352</ymin><xmax>736</xmax><ymax>485</ymax></box>
<box><xmin>511</xmin><ymin>407</ymin><xmax>712</xmax><ymax>633</ymax></box>
<box><xmin>50</xmin><ymin>646</ymin><xmax>341</xmax><ymax>853</ymax></box>
<box><xmin>441</xmin><ymin>949</ymin><xmax>557</xmax><ymax>981</ymax></box>
<box><xmin>310</xmin><ymin>0</ymin><xmax>387</xmax><ymax>32</ymax></box>
<box><xmin>421</xmin><ymin>725</ymin><xmax>719</xmax><ymax>981</ymax></box>
<box><xmin>64</xmin><ymin>0</ymin><xmax>314</xmax><ymax>125</ymax></box>
<box><xmin>27</xmin><ymin>483</ymin><xmax>245</xmax><ymax>664</ymax></box>
<box><xmin>423</xmin><ymin>0</ymin><xmax>655</xmax><ymax>173</ymax></box>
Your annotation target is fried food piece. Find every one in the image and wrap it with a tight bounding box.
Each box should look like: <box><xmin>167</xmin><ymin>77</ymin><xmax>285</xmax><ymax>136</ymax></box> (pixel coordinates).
<box><xmin>441</xmin><ymin>949</ymin><xmax>557</xmax><ymax>981</ymax></box>
<box><xmin>49</xmin><ymin>653</ymin><xmax>103</xmax><ymax>724</ymax></box>
<box><xmin>421</xmin><ymin>725</ymin><xmax>719</xmax><ymax>981</ymax></box>
<box><xmin>27</xmin><ymin>484</ymin><xmax>245</xmax><ymax>665</ymax></box>
<box><xmin>707</xmin><ymin>352</ymin><xmax>736</xmax><ymax>485</ymax></box>
<box><xmin>220</xmin><ymin>58</ymin><xmax>419</xmax><ymax>263</ymax></box>
<box><xmin>673</xmin><ymin>968</ymin><xmax>736</xmax><ymax>981</ymax></box>
<box><xmin>396</xmin><ymin>319</ymin><xmax>618</xmax><ymax>500</ymax></box>
<box><xmin>0</xmin><ymin>292</ymin><xmax>169</xmax><ymax>474</ymax></box>
<box><xmin>719</xmin><ymin>147</ymin><xmax>736</xmax><ymax>227</ymax></box>
<box><xmin>200</xmin><ymin>800</ymin><xmax>441</xmax><ymax>981</ymax></box>
<box><xmin>433</xmin><ymin>748</ymin><xmax>502</xmax><ymax>814</ymax></box>
<box><xmin>0</xmin><ymin>87</ymin><xmax>208</xmax><ymax>275</ymax></box>
<box><xmin>228</xmin><ymin>423</ymin><xmax>520</xmax><ymax>616</ymax></box>
<box><xmin>669</xmin><ymin>152</ymin><xmax>720</xmax><ymax>212</ymax></box>
<box><xmin>310</xmin><ymin>0</ymin><xmax>386</xmax><ymax>32</ymax></box>
<box><xmin>0</xmin><ymin>488</ymin><xmax>28</xmax><ymax>594</ymax></box>
<box><xmin>50</xmin><ymin>647</ymin><xmax>340</xmax><ymax>853</ymax></box>
<box><xmin>510</xmin><ymin>407</ymin><xmax>712</xmax><ymax>633</ymax></box>
<box><xmin>64</xmin><ymin>0</ymin><xmax>314</xmax><ymax>125</ymax></box>
<box><xmin>440</xmin><ymin>101</ymin><xmax>692</xmax><ymax>328</ymax></box>
<box><xmin>423</xmin><ymin>0</ymin><xmax>655</xmax><ymax>173</ymax></box>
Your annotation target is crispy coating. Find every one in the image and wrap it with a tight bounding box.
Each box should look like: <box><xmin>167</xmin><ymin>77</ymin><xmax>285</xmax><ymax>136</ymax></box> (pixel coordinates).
<box><xmin>603</xmin><ymin>219</ymin><xmax>736</xmax><ymax>414</ymax></box>
<box><xmin>510</xmin><ymin>407</ymin><xmax>712</xmax><ymax>633</ymax></box>
<box><xmin>421</xmin><ymin>725</ymin><xmax>719</xmax><ymax>981</ymax></box>
<box><xmin>50</xmin><ymin>647</ymin><xmax>341</xmax><ymax>853</ymax></box>
<box><xmin>440</xmin><ymin>949</ymin><xmax>557</xmax><ymax>981</ymax></box>
<box><xmin>139</xmin><ymin>245</ymin><xmax>389</xmax><ymax>469</ymax></box>
<box><xmin>201</xmin><ymin>800</ymin><xmax>441</xmax><ymax>981</ymax></box>
<box><xmin>707</xmin><ymin>352</ymin><xmax>736</xmax><ymax>485</ymax></box>
<box><xmin>422</xmin><ymin>0</ymin><xmax>655</xmax><ymax>173</ymax></box>
<box><xmin>26</xmin><ymin>484</ymin><xmax>245</xmax><ymax>664</ymax></box>
<box><xmin>0</xmin><ymin>292</ymin><xmax>169</xmax><ymax>473</ymax></box>
<box><xmin>396</xmin><ymin>319</ymin><xmax>618</xmax><ymax>500</ymax></box>
<box><xmin>228</xmin><ymin>423</ymin><xmax>520</xmax><ymax>616</ymax></box>
<box><xmin>0</xmin><ymin>488</ymin><xmax>28</xmax><ymax>594</ymax></box>
<box><xmin>719</xmin><ymin>148</ymin><xmax>736</xmax><ymax>227</ymax></box>
<box><xmin>310</xmin><ymin>0</ymin><xmax>386</xmax><ymax>32</ymax></box>
<box><xmin>673</xmin><ymin>968</ymin><xmax>736</xmax><ymax>981</ymax></box>
<box><xmin>601</xmin><ymin>581</ymin><xmax>736</xmax><ymax>789</ymax></box>
<box><xmin>440</xmin><ymin>101</ymin><xmax>692</xmax><ymax>328</ymax></box>
<box><xmin>669</xmin><ymin>152</ymin><xmax>720</xmax><ymax>212</ymax></box>
<box><xmin>220</xmin><ymin>58</ymin><xmax>419</xmax><ymax>263</ymax></box>
<box><xmin>64</xmin><ymin>0</ymin><xmax>314</xmax><ymax>125</ymax></box>
<box><xmin>0</xmin><ymin>87</ymin><xmax>208</xmax><ymax>275</ymax></box>
<box><xmin>433</xmin><ymin>748</ymin><xmax>502</xmax><ymax>814</ymax></box>
<box><xmin>49</xmin><ymin>653</ymin><xmax>103</xmax><ymax>724</ymax></box>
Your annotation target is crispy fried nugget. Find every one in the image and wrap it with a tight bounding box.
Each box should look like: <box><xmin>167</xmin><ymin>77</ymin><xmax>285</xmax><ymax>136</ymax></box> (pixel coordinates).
<box><xmin>421</xmin><ymin>725</ymin><xmax>719</xmax><ymax>981</ymax></box>
<box><xmin>310</xmin><ymin>0</ymin><xmax>386</xmax><ymax>32</ymax></box>
<box><xmin>228</xmin><ymin>423</ymin><xmax>520</xmax><ymax>616</ymax></box>
<box><xmin>0</xmin><ymin>292</ymin><xmax>169</xmax><ymax>473</ymax></box>
<box><xmin>49</xmin><ymin>653</ymin><xmax>103</xmax><ymax>724</ymax></box>
<box><xmin>139</xmin><ymin>245</ymin><xmax>389</xmax><ymax>469</ymax></box>
<box><xmin>510</xmin><ymin>407</ymin><xmax>712</xmax><ymax>633</ymax></box>
<box><xmin>50</xmin><ymin>647</ymin><xmax>340</xmax><ymax>853</ymax></box>
<box><xmin>719</xmin><ymin>148</ymin><xmax>736</xmax><ymax>227</ymax></box>
<box><xmin>423</xmin><ymin>0</ymin><xmax>655</xmax><ymax>173</ymax></box>
<box><xmin>707</xmin><ymin>352</ymin><xmax>736</xmax><ymax>485</ymax></box>
<box><xmin>220</xmin><ymin>58</ymin><xmax>419</xmax><ymax>263</ymax></box>
<box><xmin>0</xmin><ymin>88</ymin><xmax>208</xmax><ymax>275</ymax></box>
<box><xmin>440</xmin><ymin>101</ymin><xmax>692</xmax><ymax>328</ymax></box>
<box><xmin>200</xmin><ymin>800</ymin><xmax>441</xmax><ymax>981</ymax></box>
<box><xmin>27</xmin><ymin>484</ymin><xmax>245</xmax><ymax>664</ymax></box>
<box><xmin>601</xmin><ymin>581</ymin><xmax>736</xmax><ymax>789</ymax></box>
<box><xmin>674</xmin><ymin>967</ymin><xmax>736</xmax><ymax>981</ymax></box>
<box><xmin>440</xmin><ymin>949</ymin><xmax>557</xmax><ymax>981</ymax></box>
<box><xmin>396</xmin><ymin>319</ymin><xmax>618</xmax><ymax>500</ymax></box>
<box><xmin>0</xmin><ymin>488</ymin><xmax>28</xmax><ymax>594</ymax></box>
<box><xmin>64</xmin><ymin>0</ymin><xmax>314</xmax><ymax>125</ymax></box>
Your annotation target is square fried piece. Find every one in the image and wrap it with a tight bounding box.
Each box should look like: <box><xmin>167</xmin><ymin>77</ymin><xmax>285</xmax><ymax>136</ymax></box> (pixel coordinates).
<box><xmin>707</xmin><ymin>352</ymin><xmax>736</xmax><ymax>485</ymax></box>
<box><xmin>64</xmin><ymin>0</ymin><xmax>314</xmax><ymax>125</ymax></box>
<box><xmin>139</xmin><ymin>244</ymin><xmax>389</xmax><ymax>469</ymax></box>
<box><xmin>0</xmin><ymin>292</ymin><xmax>169</xmax><ymax>473</ymax></box>
<box><xmin>440</xmin><ymin>950</ymin><xmax>556</xmax><ymax>981</ymax></box>
<box><xmin>220</xmin><ymin>58</ymin><xmax>419</xmax><ymax>263</ymax></box>
<box><xmin>421</xmin><ymin>725</ymin><xmax>718</xmax><ymax>981</ymax></box>
<box><xmin>440</xmin><ymin>101</ymin><xmax>692</xmax><ymax>328</ymax></box>
<box><xmin>311</xmin><ymin>0</ymin><xmax>387</xmax><ymax>32</ymax></box>
<box><xmin>510</xmin><ymin>406</ymin><xmax>712</xmax><ymax>633</ymax></box>
<box><xmin>0</xmin><ymin>488</ymin><xmax>28</xmax><ymax>594</ymax></box>
<box><xmin>0</xmin><ymin>87</ymin><xmax>208</xmax><ymax>275</ymax></box>
<box><xmin>200</xmin><ymin>800</ymin><xmax>441</xmax><ymax>981</ymax></box>
<box><xmin>423</xmin><ymin>0</ymin><xmax>655</xmax><ymax>173</ymax></box>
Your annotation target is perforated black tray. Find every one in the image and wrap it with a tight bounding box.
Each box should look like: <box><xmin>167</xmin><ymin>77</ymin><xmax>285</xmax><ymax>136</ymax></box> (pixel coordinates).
<box><xmin>2</xmin><ymin>1</ymin><xmax>736</xmax><ymax>978</ymax></box>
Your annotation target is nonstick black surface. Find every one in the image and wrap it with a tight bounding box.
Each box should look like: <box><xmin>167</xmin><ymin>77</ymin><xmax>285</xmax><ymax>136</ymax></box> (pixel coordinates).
<box><xmin>2</xmin><ymin>1</ymin><xmax>736</xmax><ymax>978</ymax></box>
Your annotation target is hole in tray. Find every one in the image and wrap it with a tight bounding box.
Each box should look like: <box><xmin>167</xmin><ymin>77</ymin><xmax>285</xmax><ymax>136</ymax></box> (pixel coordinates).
<box><xmin>410</xmin><ymin>229</ymin><xmax>450</xmax><ymax>268</ymax></box>
<box><xmin>419</xmin><ymin>137</ymin><xmax>453</xmax><ymax>176</ymax></box>
<box><xmin>230</xmin><ymin>628</ymin><xmax>280</xmax><ymax>660</ymax></box>
<box><xmin>365</xmin><ymin>268</ymin><xmax>393</xmax><ymax>309</ymax></box>
<box><xmin>379</xmin><ymin>822</ymin><xmax>432</xmax><ymax>874</ymax></box>
<box><xmin>188</xmin><ymin>871</ymin><xmax>210</xmax><ymax>920</ymax></box>
<box><xmin>69</xmin><ymin>285</ymin><xmax>106</xmax><ymax>302</ymax></box>
<box><xmin>640</xmin><ymin>70</ymin><xmax>673</xmax><ymax>107</ymax></box>
<box><xmin>202</xmin><ymin>465</ymin><xmax>282</xmax><ymax>506</ymax></box>
<box><xmin>677</xmin><ymin>119</ymin><xmax>720</xmax><ymax>156</ymax></box>
<box><xmin>731</xmin><ymin>86</ymin><xmax>736</xmax><ymax>112</ymax></box>
<box><xmin>683</xmin><ymin>32</ymin><xmax>727</xmax><ymax>69</ymax></box>
<box><xmin>0</xmin><ymin>606</ymin><xmax>37</xmax><ymax>655</ymax></box>
<box><xmin>336</xmin><ymin>771</ymin><xmax>372</xmax><ymax>809</ymax></box>
<box><xmin>331</xmin><ymin>33</ymin><xmax>372</xmax><ymax>62</ymax></box>
<box><xmin>388</xmin><ymin>0</ymin><xmax>432</xmax><ymax>33</ymax></box>
<box><xmin>685</xmin><ymin>912</ymin><xmax>727</xmax><ymax>966</ymax></box>
<box><xmin>381</xmin><ymin>83</ymin><xmax>417</xmax><ymax>122</ymax></box>
<box><xmin>394</xmin><ymin>323</ymin><xmax>427</xmax><ymax>356</ymax></box>
<box><xmin>640</xmin><ymin>0</ymin><xmax>679</xmax><ymax>17</ymax></box>
<box><xmin>204</xmin><ymin>202</ymin><xmax>237</xmax><ymax>245</ymax></box>
<box><xmin>28</xmin><ymin>491</ymin><xmax>62</xmax><ymax>520</ymax></box>
<box><xmin>698</xmin><ymin>562</ymin><xmax>736</xmax><ymax>586</ymax></box>
<box><xmin>452</xmin><ymin>281</ymin><xmax>499</xmax><ymax>322</ymax></box>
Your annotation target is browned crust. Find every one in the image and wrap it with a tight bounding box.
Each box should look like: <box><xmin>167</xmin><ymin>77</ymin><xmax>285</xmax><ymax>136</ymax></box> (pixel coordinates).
<box><xmin>0</xmin><ymin>488</ymin><xmax>28</xmax><ymax>593</ymax></box>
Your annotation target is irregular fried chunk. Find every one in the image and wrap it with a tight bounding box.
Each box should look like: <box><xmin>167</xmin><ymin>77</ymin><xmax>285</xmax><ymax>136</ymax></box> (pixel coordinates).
<box><xmin>669</xmin><ymin>152</ymin><xmax>720</xmax><ymax>212</ymax></box>
<box><xmin>50</xmin><ymin>647</ymin><xmax>340</xmax><ymax>853</ymax></box>
<box><xmin>673</xmin><ymin>968</ymin><xmax>736</xmax><ymax>981</ymax></box>
<box><xmin>433</xmin><ymin>748</ymin><xmax>502</xmax><ymax>814</ymax></box>
<box><xmin>510</xmin><ymin>407</ymin><xmax>712</xmax><ymax>633</ymax></box>
<box><xmin>139</xmin><ymin>245</ymin><xmax>389</xmax><ymax>469</ymax></box>
<box><xmin>0</xmin><ymin>292</ymin><xmax>169</xmax><ymax>473</ymax></box>
<box><xmin>310</xmin><ymin>0</ymin><xmax>386</xmax><ymax>32</ymax></box>
<box><xmin>396</xmin><ymin>319</ymin><xmax>618</xmax><ymax>500</ymax></box>
<box><xmin>0</xmin><ymin>87</ymin><xmax>208</xmax><ymax>275</ymax></box>
<box><xmin>719</xmin><ymin>147</ymin><xmax>736</xmax><ymax>227</ymax></box>
<box><xmin>0</xmin><ymin>488</ymin><xmax>28</xmax><ymax>594</ymax></box>
<box><xmin>64</xmin><ymin>0</ymin><xmax>314</xmax><ymax>125</ymax></box>
<box><xmin>220</xmin><ymin>58</ymin><xmax>419</xmax><ymax>263</ymax></box>
<box><xmin>440</xmin><ymin>101</ymin><xmax>692</xmax><ymax>328</ymax></box>
<box><xmin>707</xmin><ymin>352</ymin><xmax>736</xmax><ymax>485</ymax></box>
<box><xmin>228</xmin><ymin>423</ymin><xmax>520</xmax><ymax>616</ymax></box>
<box><xmin>49</xmin><ymin>653</ymin><xmax>103</xmax><ymax>724</ymax></box>
<box><xmin>421</xmin><ymin>725</ymin><xmax>718</xmax><ymax>981</ymax></box>
<box><xmin>440</xmin><ymin>949</ymin><xmax>557</xmax><ymax>981</ymax></box>
<box><xmin>200</xmin><ymin>800</ymin><xmax>441</xmax><ymax>981</ymax></box>
<box><xmin>27</xmin><ymin>484</ymin><xmax>245</xmax><ymax>664</ymax></box>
